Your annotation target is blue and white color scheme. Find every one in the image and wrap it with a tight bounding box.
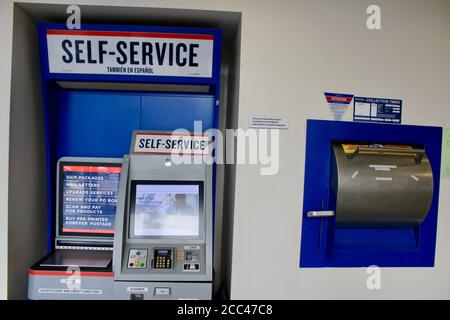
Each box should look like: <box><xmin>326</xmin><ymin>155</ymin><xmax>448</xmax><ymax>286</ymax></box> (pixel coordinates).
<box><xmin>38</xmin><ymin>23</ymin><xmax>222</xmax><ymax>251</ymax></box>
<box><xmin>353</xmin><ymin>96</ymin><xmax>402</xmax><ymax>124</ymax></box>
<box><xmin>39</xmin><ymin>23</ymin><xmax>222</xmax><ymax>84</ymax></box>
<box><xmin>300</xmin><ymin>119</ymin><xmax>442</xmax><ymax>268</ymax></box>
<box><xmin>46</xmin><ymin>29</ymin><xmax>214</xmax><ymax>77</ymax></box>
<box><xmin>60</xmin><ymin>164</ymin><xmax>121</xmax><ymax>235</ymax></box>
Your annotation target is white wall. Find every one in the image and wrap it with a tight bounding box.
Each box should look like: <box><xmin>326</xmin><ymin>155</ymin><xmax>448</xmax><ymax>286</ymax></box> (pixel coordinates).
<box><xmin>0</xmin><ymin>0</ymin><xmax>14</xmax><ymax>301</ymax></box>
<box><xmin>1</xmin><ymin>0</ymin><xmax>450</xmax><ymax>299</ymax></box>
<box><xmin>230</xmin><ymin>0</ymin><xmax>450</xmax><ymax>299</ymax></box>
<box><xmin>8</xmin><ymin>5</ymin><xmax>48</xmax><ymax>300</ymax></box>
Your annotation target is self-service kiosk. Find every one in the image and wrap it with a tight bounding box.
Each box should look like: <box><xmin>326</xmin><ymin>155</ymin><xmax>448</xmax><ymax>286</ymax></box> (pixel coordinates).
<box><xmin>28</xmin><ymin>157</ymin><xmax>122</xmax><ymax>299</ymax></box>
<box><xmin>300</xmin><ymin>119</ymin><xmax>442</xmax><ymax>267</ymax></box>
<box><xmin>28</xmin><ymin>23</ymin><xmax>222</xmax><ymax>299</ymax></box>
<box><xmin>112</xmin><ymin>131</ymin><xmax>213</xmax><ymax>300</ymax></box>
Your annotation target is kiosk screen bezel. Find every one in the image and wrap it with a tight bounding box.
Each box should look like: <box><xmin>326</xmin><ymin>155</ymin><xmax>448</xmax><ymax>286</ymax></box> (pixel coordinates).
<box><xmin>128</xmin><ymin>180</ymin><xmax>205</xmax><ymax>240</ymax></box>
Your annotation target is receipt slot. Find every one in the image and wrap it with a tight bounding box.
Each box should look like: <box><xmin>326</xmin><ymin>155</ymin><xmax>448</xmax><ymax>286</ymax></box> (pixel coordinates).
<box><xmin>300</xmin><ymin>120</ymin><xmax>442</xmax><ymax>267</ymax></box>
<box><xmin>112</xmin><ymin>131</ymin><xmax>213</xmax><ymax>300</ymax></box>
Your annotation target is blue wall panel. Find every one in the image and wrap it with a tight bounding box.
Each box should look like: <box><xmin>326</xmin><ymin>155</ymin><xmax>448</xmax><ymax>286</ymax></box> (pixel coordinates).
<box><xmin>56</xmin><ymin>91</ymin><xmax>215</xmax><ymax>159</ymax></box>
<box><xmin>57</xmin><ymin>91</ymin><xmax>141</xmax><ymax>158</ymax></box>
<box><xmin>50</xmin><ymin>89</ymin><xmax>215</xmax><ymax>251</ymax></box>
<box><xmin>300</xmin><ymin>119</ymin><xmax>442</xmax><ymax>268</ymax></box>
<box><xmin>39</xmin><ymin>23</ymin><xmax>222</xmax><ymax>252</ymax></box>
<box><xmin>141</xmin><ymin>94</ymin><xmax>215</xmax><ymax>131</ymax></box>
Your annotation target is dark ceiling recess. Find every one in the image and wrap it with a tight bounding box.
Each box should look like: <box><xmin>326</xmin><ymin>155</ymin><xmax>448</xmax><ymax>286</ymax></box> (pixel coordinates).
<box><xmin>17</xmin><ymin>3</ymin><xmax>241</xmax><ymax>63</ymax></box>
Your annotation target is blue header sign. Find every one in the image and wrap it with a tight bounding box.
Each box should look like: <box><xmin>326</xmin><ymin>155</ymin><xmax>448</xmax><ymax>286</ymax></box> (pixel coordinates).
<box><xmin>353</xmin><ymin>96</ymin><xmax>402</xmax><ymax>124</ymax></box>
<box><xmin>46</xmin><ymin>29</ymin><xmax>213</xmax><ymax>78</ymax></box>
<box><xmin>38</xmin><ymin>23</ymin><xmax>222</xmax><ymax>84</ymax></box>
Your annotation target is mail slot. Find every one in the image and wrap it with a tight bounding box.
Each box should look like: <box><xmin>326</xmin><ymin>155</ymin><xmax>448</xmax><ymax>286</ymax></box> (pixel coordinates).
<box><xmin>331</xmin><ymin>143</ymin><xmax>434</xmax><ymax>227</ymax></box>
<box><xmin>301</xmin><ymin>120</ymin><xmax>442</xmax><ymax>268</ymax></box>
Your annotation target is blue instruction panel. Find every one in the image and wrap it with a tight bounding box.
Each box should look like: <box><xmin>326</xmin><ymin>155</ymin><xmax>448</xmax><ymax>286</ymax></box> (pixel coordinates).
<box><xmin>61</xmin><ymin>165</ymin><xmax>121</xmax><ymax>235</ymax></box>
<box><xmin>353</xmin><ymin>96</ymin><xmax>402</xmax><ymax>124</ymax></box>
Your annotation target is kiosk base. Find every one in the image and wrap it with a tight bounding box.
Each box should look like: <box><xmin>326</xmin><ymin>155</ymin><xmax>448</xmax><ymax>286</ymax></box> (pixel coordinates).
<box><xmin>113</xmin><ymin>281</ymin><xmax>212</xmax><ymax>300</ymax></box>
<box><xmin>28</xmin><ymin>252</ymin><xmax>114</xmax><ymax>300</ymax></box>
<box><xmin>28</xmin><ymin>254</ymin><xmax>212</xmax><ymax>300</ymax></box>
<box><xmin>28</xmin><ymin>270</ymin><xmax>114</xmax><ymax>300</ymax></box>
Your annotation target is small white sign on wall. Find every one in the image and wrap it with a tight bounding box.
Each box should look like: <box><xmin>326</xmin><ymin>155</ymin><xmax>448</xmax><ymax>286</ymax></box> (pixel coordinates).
<box><xmin>249</xmin><ymin>115</ymin><xmax>289</xmax><ymax>129</ymax></box>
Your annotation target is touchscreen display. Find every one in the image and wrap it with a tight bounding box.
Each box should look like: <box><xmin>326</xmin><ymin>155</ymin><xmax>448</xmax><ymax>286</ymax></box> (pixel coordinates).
<box><xmin>132</xmin><ymin>184</ymin><xmax>200</xmax><ymax>237</ymax></box>
<box><xmin>60</xmin><ymin>164</ymin><xmax>121</xmax><ymax>235</ymax></box>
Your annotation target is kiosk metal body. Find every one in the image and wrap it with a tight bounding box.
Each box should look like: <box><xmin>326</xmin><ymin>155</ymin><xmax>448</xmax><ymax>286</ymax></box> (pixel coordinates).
<box><xmin>28</xmin><ymin>23</ymin><xmax>222</xmax><ymax>300</ymax></box>
<box><xmin>113</xmin><ymin>142</ymin><xmax>213</xmax><ymax>299</ymax></box>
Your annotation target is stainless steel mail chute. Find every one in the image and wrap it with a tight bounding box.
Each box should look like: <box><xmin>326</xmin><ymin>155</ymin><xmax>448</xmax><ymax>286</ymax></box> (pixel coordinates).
<box><xmin>301</xmin><ymin>120</ymin><xmax>442</xmax><ymax>268</ymax></box>
<box><xmin>326</xmin><ymin>143</ymin><xmax>434</xmax><ymax>227</ymax></box>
